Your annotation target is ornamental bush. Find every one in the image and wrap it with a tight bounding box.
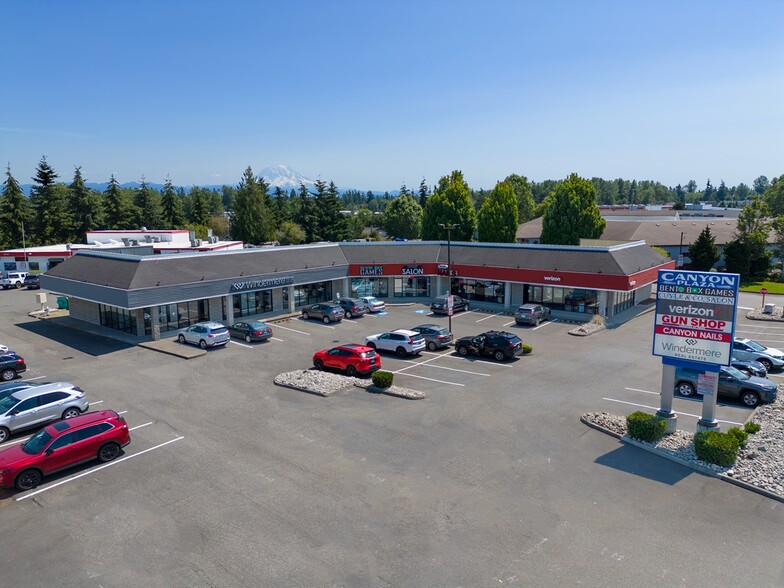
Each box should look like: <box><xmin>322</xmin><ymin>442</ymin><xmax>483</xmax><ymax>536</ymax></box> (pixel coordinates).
<box><xmin>726</xmin><ymin>426</ymin><xmax>749</xmax><ymax>448</ymax></box>
<box><xmin>694</xmin><ymin>430</ymin><xmax>740</xmax><ymax>466</ymax></box>
<box><xmin>625</xmin><ymin>411</ymin><xmax>667</xmax><ymax>442</ymax></box>
<box><xmin>371</xmin><ymin>370</ymin><xmax>393</xmax><ymax>389</ymax></box>
<box><xmin>744</xmin><ymin>421</ymin><xmax>761</xmax><ymax>434</ymax></box>
<box><xmin>521</xmin><ymin>344</ymin><xmax>533</xmax><ymax>354</ymax></box>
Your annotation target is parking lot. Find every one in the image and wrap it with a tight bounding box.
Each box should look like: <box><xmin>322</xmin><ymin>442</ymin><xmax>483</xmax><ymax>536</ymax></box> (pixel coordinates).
<box><xmin>0</xmin><ymin>288</ymin><xmax>782</xmax><ymax>586</ymax></box>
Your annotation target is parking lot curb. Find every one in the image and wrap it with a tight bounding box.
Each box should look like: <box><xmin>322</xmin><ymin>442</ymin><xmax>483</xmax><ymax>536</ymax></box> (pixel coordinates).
<box><xmin>273</xmin><ymin>381</ymin><xmax>333</xmax><ymax>397</ymax></box>
<box><xmin>138</xmin><ymin>341</ymin><xmax>206</xmax><ymax>359</ymax></box>
<box><xmin>581</xmin><ymin>416</ymin><xmax>784</xmax><ymax>503</ymax></box>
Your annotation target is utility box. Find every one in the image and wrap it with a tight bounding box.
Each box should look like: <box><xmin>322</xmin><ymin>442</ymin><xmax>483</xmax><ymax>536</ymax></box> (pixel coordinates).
<box><xmin>36</xmin><ymin>293</ymin><xmax>47</xmax><ymax>305</ymax></box>
<box><xmin>57</xmin><ymin>296</ymin><xmax>69</xmax><ymax>310</ymax></box>
<box><xmin>764</xmin><ymin>303</ymin><xmax>775</xmax><ymax>314</ymax></box>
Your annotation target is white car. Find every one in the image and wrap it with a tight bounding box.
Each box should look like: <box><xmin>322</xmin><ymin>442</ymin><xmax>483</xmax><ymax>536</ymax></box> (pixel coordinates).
<box><xmin>365</xmin><ymin>329</ymin><xmax>426</xmax><ymax>357</ymax></box>
<box><xmin>360</xmin><ymin>296</ymin><xmax>386</xmax><ymax>313</ymax></box>
<box><xmin>732</xmin><ymin>337</ymin><xmax>784</xmax><ymax>371</ymax></box>
<box><xmin>0</xmin><ymin>272</ymin><xmax>28</xmax><ymax>289</ymax></box>
<box><xmin>0</xmin><ymin>345</ymin><xmax>7</xmax><ymax>354</ymax></box>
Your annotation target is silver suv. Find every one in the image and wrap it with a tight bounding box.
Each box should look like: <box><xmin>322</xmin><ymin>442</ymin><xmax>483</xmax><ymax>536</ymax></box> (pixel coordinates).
<box><xmin>0</xmin><ymin>382</ymin><xmax>89</xmax><ymax>443</ymax></box>
<box><xmin>177</xmin><ymin>322</ymin><xmax>230</xmax><ymax>349</ymax></box>
<box><xmin>515</xmin><ymin>303</ymin><xmax>550</xmax><ymax>326</ymax></box>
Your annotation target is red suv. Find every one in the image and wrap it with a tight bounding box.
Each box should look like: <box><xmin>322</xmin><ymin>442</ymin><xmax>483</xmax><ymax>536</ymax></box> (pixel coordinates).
<box><xmin>312</xmin><ymin>344</ymin><xmax>381</xmax><ymax>376</ymax></box>
<box><xmin>0</xmin><ymin>410</ymin><xmax>131</xmax><ymax>491</ymax></box>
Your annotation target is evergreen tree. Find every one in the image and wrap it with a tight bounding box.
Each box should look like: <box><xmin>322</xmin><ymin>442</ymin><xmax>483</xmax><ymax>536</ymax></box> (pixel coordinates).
<box><xmin>133</xmin><ymin>178</ymin><xmax>163</xmax><ymax>228</ymax></box>
<box><xmin>161</xmin><ymin>178</ymin><xmax>186</xmax><ymax>227</ymax></box>
<box><xmin>703</xmin><ymin>179</ymin><xmax>715</xmax><ymax>200</ymax></box>
<box><xmin>295</xmin><ymin>182</ymin><xmax>317</xmax><ymax>242</ymax></box>
<box><xmin>273</xmin><ymin>186</ymin><xmax>289</xmax><ymax>223</ymax></box>
<box><xmin>30</xmin><ymin>157</ymin><xmax>72</xmax><ymax>244</ymax></box>
<box><xmin>314</xmin><ymin>180</ymin><xmax>349</xmax><ymax>241</ymax></box>
<box><xmin>675</xmin><ymin>184</ymin><xmax>686</xmax><ymax>205</ymax></box>
<box><xmin>421</xmin><ymin>170</ymin><xmax>477</xmax><ymax>241</ymax></box>
<box><xmin>763</xmin><ymin>174</ymin><xmax>784</xmax><ymax>216</ymax></box>
<box><xmin>540</xmin><ymin>173</ymin><xmax>606</xmax><ymax>245</ymax></box>
<box><xmin>382</xmin><ymin>193</ymin><xmax>422</xmax><ymax>240</ymax></box>
<box><xmin>686</xmin><ymin>180</ymin><xmax>697</xmax><ymax>194</ymax></box>
<box><xmin>753</xmin><ymin>176</ymin><xmax>769</xmax><ymax>195</ymax></box>
<box><xmin>399</xmin><ymin>183</ymin><xmax>409</xmax><ymax>196</ymax></box>
<box><xmin>504</xmin><ymin>174</ymin><xmax>535</xmax><ymax>222</ymax></box>
<box><xmin>68</xmin><ymin>167</ymin><xmax>103</xmax><ymax>241</ymax></box>
<box><xmin>103</xmin><ymin>175</ymin><xmax>134</xmax><ymax>229</ymax></box>
<box><xmin>186</xmin><ymin>186</ymin><xmax>210</xmax><ymax>225</ymax></box>
<box><xmin>231</xmin><ymin>166</ymin><xmax>276</xmax><ymax>244</ymax></box>
<box><xmin>477</xmin><ymin>181</ymin><xmax>519</xmax><ymax>243</ymax></box>
<box><xmin>687</xmin><ymin>226</ymin><xmax>720</xmax><ymax>271</ymax></box>
<box><xmin>716</xmin><ymin>180</ymin><xmax>728</xmax><ymax>202</ymax></box>
<box><xmin>723</xmin><ymin>198</ymin><xmax>771</xmax><ymax>279</ymax></box>
<box><xmin>418</xmin><ymin>178</ymin><xmax>429</xmax><ymax>209</ymax></box>
<box><xmin>0</xmin><ymin>166</ymin><xmax>33</xmax><ymax>250</ymax></box>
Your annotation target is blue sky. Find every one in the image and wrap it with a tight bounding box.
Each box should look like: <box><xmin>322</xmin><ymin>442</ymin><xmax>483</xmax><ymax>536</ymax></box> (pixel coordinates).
<box><xmin>3</xmin><ymin>0</ymin><xmax>782</xmax><ymax>192</ymax></box>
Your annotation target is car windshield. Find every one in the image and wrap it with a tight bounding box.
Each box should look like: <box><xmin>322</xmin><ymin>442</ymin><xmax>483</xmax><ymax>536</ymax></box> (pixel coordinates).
<box><xmin>724</xmin><ymin>366</ymin><xmax>750</xmax><ymax>380</ymax></box>
<box><xmin>209</xmin><ymin>327</ymin><xmax>228</xmax><ymax>334</ymax></box>
<box><xmin>22</xmin><ymin>429</ymin><xmax>53</xmax><ymax>455</ymax></box>
<box><xmin>0</xmin><ymin>394</ymin><xmax>20</xmax><ymax>413</ymax></box>
<box><xmin>745</xmin><ymin>340</ymin><xmax>768</xmax><ymax>352</ymax></box>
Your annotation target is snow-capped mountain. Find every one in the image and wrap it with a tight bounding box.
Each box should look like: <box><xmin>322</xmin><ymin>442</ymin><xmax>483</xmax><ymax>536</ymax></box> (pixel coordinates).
<box><xmin>258</xmin><ymin>164</ymin><xmax>316</xmax><ymax>191</ymax></box>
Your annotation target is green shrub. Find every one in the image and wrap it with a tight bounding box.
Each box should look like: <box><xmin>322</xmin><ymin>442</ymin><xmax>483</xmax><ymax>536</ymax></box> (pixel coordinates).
<box><xmin>371</xmin><ymin>370</ymin><xmax>393</xmax><ymax>388</ymax></box>
<box><xmin>521</xmin><ymin>344</ymin><xmax>533</xmax><ymax>354</ymax></box>
<box><xmin>625</xmin><ymin>411</ymin><xmax>667</xmax><ymax>442</ymax></box>
<box><xmin>744</xmin><ymin>421</ymin><xmax>761</xmax><ymax>434</ymax></box>
<box><xmin>694</xmin><ymin>430</ymin><xmax>740</xmax><ymax>466</ymax></box>
<box><xmin>726</xmin><ymin>426</ymin><xmax>749</xmax><ymax>448</ymax></box>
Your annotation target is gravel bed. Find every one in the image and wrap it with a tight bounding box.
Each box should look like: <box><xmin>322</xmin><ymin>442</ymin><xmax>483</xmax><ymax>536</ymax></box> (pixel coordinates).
<box><xmin>274</xmin><ymin>370</ymin><xmax>425</xmax><ymax>399</ymax></box>
<box><xmin>583</xmin><ymin>394</ymin><xmax>784</xmax><ymax>497</ymax></box>
<box><xmin>746</xmin><ymin>306</ymin><xmax>784</xmax><ymax>321</ymax></box>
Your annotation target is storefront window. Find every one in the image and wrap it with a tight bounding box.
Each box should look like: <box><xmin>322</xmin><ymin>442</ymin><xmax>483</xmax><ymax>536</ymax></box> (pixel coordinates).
<box><xmin>393</xmin><ymin>277</ymin><xmax>429</xmax><ymax>297</ymax></box>
<box><xmin>457</xmin><ymin>279</ymin><xmax>505</xmax><ymax>304</ymax></box>
<box><xmin>350</xmin><ymin>278</ymin><xmax>388</xmax><ymax>298</ymax></box>
<box><xmin>99</xmin><ymin>304</ymin><xmax>137</xmax><ymax>335</ymax></box>
<box><xmin>613</xmin><ymin>291</ymin><xmax>634</xmax><ymax>315</ymax></box>
<box><xmin>563</xmin><ymin>288</ymin><xmax>598</xmax><ymax>314</ymax></box>
<box><xmin>233</xmin><ymin>290</ymin><xmax>274</xmax><ymax>318</ymax></box>
<box><xmin>157</xmin><ymin>300</ymin><xmax>209</xmax><ymax>333</ymax></box>
<box><xmin>293</xmin><ymin>281</ymin><xmax>332</xmax><ymax>308</ymax></box>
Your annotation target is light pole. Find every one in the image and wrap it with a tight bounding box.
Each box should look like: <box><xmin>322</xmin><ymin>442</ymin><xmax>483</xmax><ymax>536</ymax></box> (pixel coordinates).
<box><xmin>438</xmin><ymin>222</ymin><xmax>459</xmax><ymax>334</ymax></box>
<box><xmin>21</xmin><ymin>221</ymin><xmax>27</xmax><ymax>269</ymax></box>
<box><xmin>678</xmin><ymin>231</ymin><xmax>684</xmax><ymax>267</ymax></box>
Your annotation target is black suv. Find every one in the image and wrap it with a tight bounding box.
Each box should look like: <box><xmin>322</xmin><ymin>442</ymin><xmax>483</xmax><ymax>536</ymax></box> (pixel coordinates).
<box><xmin>0</xmin><ymin>352</ymin><xmax>27</xmax><ymax>381</ymax></box>
<box><xmin>23</xmin><ymin>275</ymin><xmax>41</xmax><ymax>289</ymax></box>
<box><xmin>430</xmin><ymin>295</ymin><xmax>469</xmax><ymax>315</ymax></box>
<box><xmin>334</xmin><ymin>297</ymin><xmax>368</xmax><ymax>319</ymax></box>
<box><xmin>454</xmin><ymin>331</ymin><xmax>523</xmax><ymax>361</ymax></box>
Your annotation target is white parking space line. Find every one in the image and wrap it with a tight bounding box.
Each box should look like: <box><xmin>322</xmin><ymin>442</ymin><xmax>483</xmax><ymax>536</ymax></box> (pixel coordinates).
<box><xmin>16</xmin><ymin>435</ymin><xmax>185</xmax><ymax>502</ymax></box>
<box><xmin>0</xmin><ymin>435</ymin><xmax>32</xmax><ymax>449</ymax></box>
<box><xmin>532</xmin><ymin>320</ymin><xmax>555</xmax><ymax>331</ymax></box>
<box><xmin>766</xmin><ymin>373</ymin><xmax>784</xmax><ymax>378</ymax></box>
<box><xmin>129</xmin><ymin>421</ymin><xmax>153</xmax><ymax>431</ymax></box>
<box><xmin>391</xmin><ymin>371</ymin><xmax>465</xmax><ymax>386</ymax></box>
<box><xmin>21</xmin><ymin>376</ymin><xmax>47</xmax><ymax>382</ymax></box>
<box><xmin>312</xmin><ymin>323</ymin><xmax>336</xmax><ymax>329</ymax></box>
<box><xmin>734</xmin><ymin>337</ymin><xmax>784</xmax><ymax>344</ymax></box>
<box><xmin>737</xmin><ymin>306</ymin><xmax>754</xmax><ymax>310</ymax></box>
<box><xmin>602</xmin><ymin>398</ymin><xmax>743</xmax><ymax>426</ymax></box>
<box><xmin>88</xmin><ymin>401</ymin><xmax>103</xmax><ymax>406</ymax></box>
<box><xmin>503</xmin><ymin>320</ymin><xmax>515</xmax><ymax>327</ymax></box>
<box><xmin>271</xmin><ymin>337</ymin><xmax>284</xmax><ymax>342</ymax></box>
<box><xmin>118</xmin><ymin>411</ymin><xmax>127</xmax><ymax>415</ymax></box>
<box><xmin>443</xmin><ymin>355</ymin><xmax>516</xmax><ymax>367</ymax></box>
<box><xmin>476</xmin><ymin>313</ymin><xmax>504</xmax><ymax>323</ymax></box>
<box><xmin>399</xmin><ymin>359</ymin><xmax>491</xmax><ymax>377</ymax></box>
<box><xmin>230</xmin><ymin>340</ymin><xmax>253</xmax><ymax>349</ymax></box>
<box><xmin>274</xmin><ymin>324</ymin><xmax>311</xmax><ymax>336</ymax></box>
<box><xmin>625</xmin><ymin>387</ymin><xmax>660</xmax><ymax>396</ymax></box>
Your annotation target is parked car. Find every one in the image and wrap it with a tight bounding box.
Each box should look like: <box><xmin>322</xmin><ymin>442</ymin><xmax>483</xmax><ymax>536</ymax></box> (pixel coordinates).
<box><xmin>0</xmin><ymin>381</ymin><xmax>49</xmax><ymax>398</ymax></box>
<box><xmin>430</xmin><ymin>295</ymin><xmax>469</xmax><ymax>315</ymax></box>
<box><xmin>514</xmin><ymin>303</ymin><xmax>551</xmax><ymax>326</ymax></box>
<box><xmin>0</xmin><ymin>382</ymin><xmax>89</xmax><ymax>443</ymax></box>
<box><xmin>0</xmin><ymin>344</ymin><xmax>7</xmax><ymax>354</ymax></box>
<box><xmin>312</xmin><ymin>344</ymin><xmax>381</xmax><ymax>376</ymax></box>
<box><xmin>365</xmin><ymin>329</ymin><xmax>426</xmax><ymax>357</ymax></box>
<box><xmin>0</xmin><ymin>271</ymin><xmax>28</xmax><ymax>289</ymax></box>
<box><xmin>0</xmin><ymin>409</ymin><xmax>130</xmax><ymax>491</ymax></box>
<box><xmin>177</xmin><ymin>322</ymin><xmax>230</xmax><ymax>349</ymax></box>
<box><xmin>455</xmin><ymin>331</ymin><xmax>524</xmax><ymax>362</ymax></box>
<box><xmin>229</xmin><ymin>321</ymin><xmax>273</xmax><ymax>343</ymax></box>
<box><xmin>23</xmin><ymin>275</ymin><xmax>41</xmax><ymax>289</ymax></box>
<box><xmin>732</xmin><ymin>337</ymin><xmax>784</xmax><ymax>371</ymax></box>
<box><xmin>411</xmin><ymin>324</ymin><xmax>453</xmax><ymax>351</ymax></box>
<box><xmin>674</xmin><ymin>365</ymin><xmax>778</xmax><ymax>408</ymax></box>
<box><xmin>334</xmin><ymin>297</ymin><xmax>368</xmax><ymax>319</ymax></box>
<box><xmin>0</xmin><ymin>352</ymin><xmax>26</xmax><ymax>381</ymax></box>
<box><xmin>731</xmin><ymin>357</ymin><xmax>767</xmax><ymax>378</ymax></box>
<box><xmin>359</xmin><ymin>296</ymin><xmax>386</xmax><ymax>313</ymax></box>
<box><xmin>301</xmin><ymin>303</ymin><xmax>344</xmax><ymax>324</ymax></box>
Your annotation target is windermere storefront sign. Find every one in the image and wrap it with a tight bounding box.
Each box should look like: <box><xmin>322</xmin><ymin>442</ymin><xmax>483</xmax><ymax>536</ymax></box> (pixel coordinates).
<box><xmin>230</xmin><ymin>276</ymin><xmax>294</xmax><ymax>292</ymax></box>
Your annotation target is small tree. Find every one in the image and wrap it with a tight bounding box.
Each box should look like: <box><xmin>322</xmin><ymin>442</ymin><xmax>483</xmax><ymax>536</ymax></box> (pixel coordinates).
<box><xmin>687</xmin><ymin>226</ymin><xmax>720</xmax><ymax>271</ymax></box>
<box><xmin>421</xmin><ymin>170</ymin><xmax>477</xmax><ymax>241</ymax></box>
<box><xmin>382</xmin><ymin>193</ymin><xmax>422</xmax><ymax>240</ymax></box>
<box><xmin>540</xmin><ymin>173</ymin><xmax>606</xmax><ymax>245</ymax></box>
<box><xmin>477</xmin><ymin>181</ymin><xmax>519</xmax><ymax>242</ymax></box>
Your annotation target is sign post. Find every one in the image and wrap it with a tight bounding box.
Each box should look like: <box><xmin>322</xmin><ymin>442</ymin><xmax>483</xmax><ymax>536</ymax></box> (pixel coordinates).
<box><xmin>761</xmin><ymin>287</ymin><xmax>768</xmax><ymax>308</ymax></box>
<box><xmin>652</xmin><ymin>270</ymin><xmax>739</xmax><ymax>432</ymax></box>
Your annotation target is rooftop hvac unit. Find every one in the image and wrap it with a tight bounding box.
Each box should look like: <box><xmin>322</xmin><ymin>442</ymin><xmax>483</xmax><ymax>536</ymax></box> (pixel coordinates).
<box><xmin>129</xmin><ymin>239</ymin><xmax>139</xmax><ymax>246</ymax></box>
<box><xmin>152</xmin><ymin>237</ymin><xmax>161</xmax><ymax>243</ymax></box>
<box><xmin>210</xmin><ymin>236</ymin><xmax>219</xmax><ymax>243</ymax></box>
<box><xmin>121</xmin><ymin>238</ymin><xmax>130</xmax><ymax>246</ymax></box>
<box><xmin>144</xmin><ymin>235</ymin><xmax>153</xmax><ymax>243</ymax></box>
<box><xmin>191</xmin><ymin>239</ymin><xmax>202</xmax><ymax>247</ymax></box>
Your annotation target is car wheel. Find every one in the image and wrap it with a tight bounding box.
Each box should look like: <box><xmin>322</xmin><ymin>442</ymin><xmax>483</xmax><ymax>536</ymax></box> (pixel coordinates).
<box><xmin>396</xmin><ymin>347</ymin><xmax>407</xmax><ymax>358</ymax></box>
<box><xmin>15</xmin><ymin>282</ymin><xmax>21</xmax><ymax>289</ymax></box>
<box><xmin>314</xmin><ymin>359</ymin><xmax>324</xmax><ymax>370</ymax></box>
<box><xmin>178</xmin><ymin>334</ymin><xmax>186</xmax><ymax>344</ymax></box>
<box><xmin>457</xmin><ymin>345</ymin><xmax>469</xmax><ymax>357</ymax></box>
<box><xmin>758</xmin><ymin>358</ymin><xmax>772</xmax><ymax>371</ymax></box>
<box><xmin>62</xmin><ymin>407</ymin><xmax>81</xmax><ymax>419</ymax></box>
<box><xmin>98</xmin><ymin>442</ymin><xmax>121</xmax><ymax>463</ymax></box>
<box><xmin>199</xmin><ymin>339</ymin><xmax>208</xmax><ymax>349</ymax></box>
<box><xmin>302</xmin><ymin>312</ymin><xmax>309</xmax><ymax>320</ymax></box>
<box><xmin>15</xmin><ymin>469</ymin><xmax>42</xmax><ymax>491</ymax></box>
<box><xmin>345</xmin><ymin>311</ymin><xmax>353</xmax><ymax>319</ymax></box>
<box><xmin>534</xmin><ymin>318</ymin><xmax>540</xmax><ymax>326</ymax></box>
<box><xmin>346</xmin><ymin>365</ymin><xmax>357</xmax><ymax>377</ymax></box>
<box><xmin>0</xmin><ymin>368</ymin><xmax>16</xmax><ymax>381</ymax></box>
<box><xmin>427</xmin><ymin>341</ymin><xmax>438</xmax><ymax>351</ymax></box>
<box><xmin>676</xmin><ymin>382</ymin><xmax>696</xmax><ymax>397</ymax></box>
<box><xmin>0</xmin><ymin>426</ymin><xmax>9</xmax><ymax>443</ymax></box>
<box><xmin>323</xmin><ymin>315</ymin><xmax>331</xmax><ymax>324</ymax></box>
<box><xmin>740</xmin><ymin>391</ymin><xmax>760</xmax><ymax>408</ymax></box>
<box><xmin>494</xmin><ymin>350</ymin><xmax>506</xmax><ymax>361</ymax></box>
<box><xmin>245</xmin><ymin>334</ymin><xmax>252</xmax><ymax>343</ymax></box>
<box><xmin>367</xmin><ymin>342</ymin><xmax>376</xmax><ymax>350</ymax></box>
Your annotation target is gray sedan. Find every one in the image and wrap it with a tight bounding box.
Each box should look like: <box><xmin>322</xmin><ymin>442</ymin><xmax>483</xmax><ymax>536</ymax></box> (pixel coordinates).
<box><xmin>411</xmin><ymin>324</ymin><xmax>453</xmax><ymax>351</ymax></box>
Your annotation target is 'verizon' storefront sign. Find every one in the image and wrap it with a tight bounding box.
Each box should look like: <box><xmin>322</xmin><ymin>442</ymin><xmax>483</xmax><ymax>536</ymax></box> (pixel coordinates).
<box><xmin>652</xmin><ymin>270</ymin><xmax>739</xmax><ymax>366</ymax></box>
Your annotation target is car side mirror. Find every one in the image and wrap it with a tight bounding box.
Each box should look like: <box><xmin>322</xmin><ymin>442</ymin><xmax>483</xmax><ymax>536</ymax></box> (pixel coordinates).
<box><xmin>8</xmin><ymin>409</ymin><xmax>18</xmax><ymax>416</ymax></box>
<box><xmin>45</xmin><ymin>448</ymin><xmax>54</xmax><ymax>455</ymax></box>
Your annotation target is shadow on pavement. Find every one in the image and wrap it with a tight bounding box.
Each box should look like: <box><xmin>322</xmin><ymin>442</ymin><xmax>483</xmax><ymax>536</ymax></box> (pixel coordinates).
<box><xmin>16</xmin><ymin>318</ymin><xmax>135</xmax><ymax>356</ymax></box>
<box><xmin>594</xmin><ymin>444</ymin><xmax>693</xmax><ymax>486</ymax></box>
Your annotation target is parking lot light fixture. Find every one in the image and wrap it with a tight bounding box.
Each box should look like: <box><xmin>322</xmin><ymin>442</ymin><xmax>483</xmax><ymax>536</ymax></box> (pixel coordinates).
<box><xmin>438</xmin><ymin>223</ymin><xmax>460</xmax><ymax>334</ymax></box>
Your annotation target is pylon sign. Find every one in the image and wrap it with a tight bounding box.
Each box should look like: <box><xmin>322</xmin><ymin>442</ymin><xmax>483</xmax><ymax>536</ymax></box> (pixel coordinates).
<box><xmin>652</xmin><ymin>269</ymin><xmax>739</xmax><ymax>366</ymax></box>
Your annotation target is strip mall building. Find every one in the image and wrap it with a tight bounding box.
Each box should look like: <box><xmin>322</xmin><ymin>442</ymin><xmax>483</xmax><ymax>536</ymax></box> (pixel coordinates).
<box><xmin>40</xmin><ymin>240</ymin><xmax>674</xmax><ymax>340</ymax></box>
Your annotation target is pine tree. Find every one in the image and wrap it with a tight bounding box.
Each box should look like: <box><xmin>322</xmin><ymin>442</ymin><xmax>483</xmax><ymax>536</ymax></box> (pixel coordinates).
<box><xmin>69</xmin><ymin>167</ymin><xmax>103</xmax><ymax>241</ymax></box>
<box><xmin>186</xmin><ymin>187</ymin><xmax>210</xmax><ymax>225</ymax></box>
<box><xmin>418</xmin><ymin>178</ymin><xmax>429</xmax><ymax>209</ymax></box>
<box><xmin>313</xmin><ymin>180</ymin><xmax>348</xmax><ymax>242</ymax></box>
<box><xmin>295</xmin><ymin>182</ymin><xmax>317</xmax><ymax>242</ymax></box>
<box><xmin>231</xmin><ymin>167</ymin><xmax>276</xmax><ymax>244</ymax></box>
<box><xmin>134</xmin><ymin>178</ymin><xmax>163</xmax><ymax>229</ymax></box>
<box><xmin>30</xmin><ymin>156</ymin><xmax>71</xmax><ymax>244</ymax></box>
<box><xmin>0</xmin><ymin>166</ymin><xmax>33</xmax><ymax>249</ymax></box>
<box><xmin>103</xmin><ymin>175</ymin><xmax>134</xmax><ymax>229</ymax></box>
<box><xmin>161</xmin><ymin>178</ymin><xmax>186</xmax><ymax>227</ymax></box>
<box><xmin>540</xmin><ymin>173</ymin><xmax>606</xmax><ymax>245</ymax></box>
<box><xmin>477</xmin><ymin>181</ymin><xmax>519</xmax><ymax>243</ymax></box>
<box><xmin>687</xmin><ymin>226</ymin><xmax>720</xmax><ymax>271</ymax></box>
<box><xmin>421</xmin><ymin>170</ymin><xmax>477</xmax><ymax>241</ymax></box>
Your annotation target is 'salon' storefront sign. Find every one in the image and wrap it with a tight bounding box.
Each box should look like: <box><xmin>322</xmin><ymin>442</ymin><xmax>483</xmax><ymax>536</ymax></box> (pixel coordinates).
<box><xmin>230</xmin><ymin>276</ymin><xmax>294</xmax><ymax>292</ymax></box>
